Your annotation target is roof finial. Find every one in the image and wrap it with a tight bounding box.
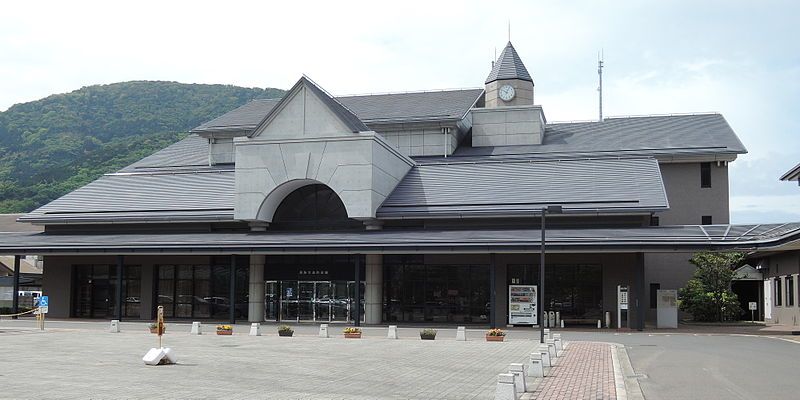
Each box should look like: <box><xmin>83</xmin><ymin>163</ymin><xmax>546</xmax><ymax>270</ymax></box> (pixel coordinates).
<box><xmin>508</xmin><ymin>19</ymin><xmax>511</xmax><ymax>42</ymax></box>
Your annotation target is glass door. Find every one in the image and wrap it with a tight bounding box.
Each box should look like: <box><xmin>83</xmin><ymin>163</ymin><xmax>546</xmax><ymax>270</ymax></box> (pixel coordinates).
<box><xmin>331</xmin><ymin>281</ymin><xmax>349</xmax><ymax>322</ymax></box>
<box><xmin>298</xmin><ymin>281</ymin><xmax>315</xmax><ymax>321</ymax></box>
<box><xmin>265</xmin><ymin>281</ymin><xmax>279</xmax><ymax>321</ymax></box>
<box><xmin>347</xmin><ymin>281</ymin><xmax>365</xmax><ymax>323</ymax></box>
<box><xmin>315</xmin><ymin>282</ymin><xmax>332</xmax><ymax>322</ymax></box>
<box><xmin>280</xmin><ymin>280</ymin><xmax>299</xmax><ymax>321</ymax></box>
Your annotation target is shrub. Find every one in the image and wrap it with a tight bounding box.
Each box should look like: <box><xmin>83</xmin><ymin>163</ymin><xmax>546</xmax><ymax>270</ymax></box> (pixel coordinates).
<box><xmin>679</xmin><ymin>252</ymin><xmax>745</xmax><ymax>322</ymax></box>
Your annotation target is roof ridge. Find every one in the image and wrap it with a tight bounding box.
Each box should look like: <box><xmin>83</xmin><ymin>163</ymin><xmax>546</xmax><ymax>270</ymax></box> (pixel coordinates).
<box><xmin>549</xmin><ymin>112</ymin><xmax>721</xmax><ymax>125</ymax></box>
<box><xmin>337</xmin><ymin>87</ymin><xmax>484</xmax><ymax>98</ymax></box>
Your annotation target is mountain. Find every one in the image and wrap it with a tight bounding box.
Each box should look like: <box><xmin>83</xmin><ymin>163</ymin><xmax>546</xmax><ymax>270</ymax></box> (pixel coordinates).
<box><xmin>0</xmin><ymin>81</ymin><xmax>285</xmax><ymax>213</ymax></box>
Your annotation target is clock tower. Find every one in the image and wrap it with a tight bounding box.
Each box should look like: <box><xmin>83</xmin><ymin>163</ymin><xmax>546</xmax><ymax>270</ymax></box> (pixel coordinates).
<box><xmin>484</xmin><ymin>42</ymin><xmax>534</xmax><ymax>108</ymax></box>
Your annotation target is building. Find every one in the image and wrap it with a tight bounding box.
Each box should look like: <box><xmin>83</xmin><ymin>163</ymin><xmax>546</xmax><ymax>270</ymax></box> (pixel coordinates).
<box><xmin>1</xmin><ymin>42</ymin><xmax>799</xmax><ymax>328</ymax></box>
<box><xmin>753</xmin><ymin>163</ymin><xmax>800</xmax><ymax>324</ymax></box>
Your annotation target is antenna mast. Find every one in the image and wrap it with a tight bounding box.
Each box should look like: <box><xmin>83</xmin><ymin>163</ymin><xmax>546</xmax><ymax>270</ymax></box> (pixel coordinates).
<box><xmin>597</xmin><ymin>50</ymin><xmax>604</xmax><ymax>122</ymax></box>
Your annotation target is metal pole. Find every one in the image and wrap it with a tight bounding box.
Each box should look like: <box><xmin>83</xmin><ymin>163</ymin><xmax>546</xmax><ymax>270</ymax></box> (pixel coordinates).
<box><xmin>11</xmin><ymin>255</ymin><xmax>21</xmax><ymax>319</ymax></box>
<box><xmin>489</xmin><ymin>253</ymin><xmax>496</xmax><ymax>328</ymax></box>
<box><xmin>229</xmin><ymin>255</ymin><xmax>237</xmax><ymax>324</ymax></box>
<box><xmin>115</xmin><ymin>255</ymin><xmax>124</xmax><ymax>321</ymax></box>
<box><xmin>539</xmin><ymin>208</ymin><xmax>546</xmax><ymax>344</ymax></box>
<box><xmin>354</xmin><ymin>255</ymin><xmax>361</xmax><ymax>327</ymax></box>
<box><xmin>635</xmin><ymin>253</ymin><xmax>645</xmax><ymax>331</ymax></box>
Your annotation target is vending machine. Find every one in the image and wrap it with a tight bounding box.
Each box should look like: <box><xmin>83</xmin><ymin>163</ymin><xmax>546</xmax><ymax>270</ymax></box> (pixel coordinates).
<box><xmin>508</xmin><ymin>285</ymin><xmax>537</xmax><ymax>325</ymax></box>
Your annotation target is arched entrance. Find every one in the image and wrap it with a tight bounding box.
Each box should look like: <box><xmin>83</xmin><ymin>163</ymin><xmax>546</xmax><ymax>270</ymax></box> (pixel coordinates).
<box><xmin>270</xmin><ymin>184</ymin><xmax>361</xmax><ymax>230</ymax></box>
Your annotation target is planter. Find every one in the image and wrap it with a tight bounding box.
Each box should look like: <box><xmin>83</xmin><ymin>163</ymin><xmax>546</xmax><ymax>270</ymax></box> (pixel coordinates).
<box><xmin>485</xmin><ymin>335</ymin><xmax>505</xmax><ymax>342</ymax></box>
<box><xmin>278</xmin><ymin>331</ymin><xmax>294</xmax><ymax>337</ymax></box>
<box><xmin>420</xmin><ymin>334</ymin><xmax>436</xmax><ymax>340</ymax></box>
<box><xmin>217</xmin><ymin>330</ymin><xmax>233</xmax><ymax>336</ymax></box>
<box><xmin>344</xmin><ymin>333</ymin><xmax>362</xmax><ymax>339</ymax></box>
<box><xmin>149</xmin><ymin>326</ymin><xmax>164</xmax><ymax>334</ymax></box>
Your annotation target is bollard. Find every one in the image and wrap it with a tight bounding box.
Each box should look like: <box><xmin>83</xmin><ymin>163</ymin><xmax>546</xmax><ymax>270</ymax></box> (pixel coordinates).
<box><xmin>494</xmin><ymin>373</ymin><xmax>517</xmax><ymax>400</ymax></box>
<box><xmin>191</xmin><ymin>321</ymin><xmax>202</xmax><ymax>335</ymax></box>
<box><xmin>548</xmin><ymin>311</ymin><xmax>556</xmax><ymax>328</ymax></box>
<box><xmin>598</xmin><ymin>319</ymin><xmax>602</xmax><ymax>329</ymax></box>
<box><xmin>509</xmin><ymin>363</ymin><xmax>526</xmax><ymax>394</ymax></box>
<box><xmin>456</xmin><ymin>326</ymin><xmax>467</xmax><ymax>341</ymax></box>
<box><xmin>546</xmin><ymin>339</ymin><xmax>557</xmax><ymax>360</ymax></box>
<box><xmin>538</xmin><ymin>346</ymin><xmax>551</xmax><ymax>368</ymax></box>
<box><xmin>560</xmin><ymin>319</ymin><xmax>565</xmax><ymax>328</ymax></box>
<box><xmin>387</xmin><ymin>325</ymin><xmax>398</xmax><ymax>339</ymax></box>
<box><xmin>543</xmin><ymin>328</ymin><xmax>551</xmax><ymax>341</ymax></box>
<box><xmin>319</xmin><ymin>324</ymin><xmax>329</xmax><ymax>338</ymax></box>
<box><xmin>605</xmin><ymin>311</ymin><xmax>612</xmax><ymax>328</ymax></box>
<box><xmin>553</xmin><ymin>334</ymin><xmax>563</xmax><ymax>355</ymax></box>
<box><xmin>528</xmin><ymin>352</ymin><xmax>544</xmax><ymax>377</ymax></box>
<box><xmin>109</xmin><ymin>320</ymin><xmax>120</xmax><ymax>333</ymax></box>
<box><xmin>249</xmin><ymin>323</ymin><xmax>261</xmax><ymax>336</ymax></box>
<box><xmin>555</xmin><ymin>311</ymin><xmax>561</xmax><ymax>327</ymax></box>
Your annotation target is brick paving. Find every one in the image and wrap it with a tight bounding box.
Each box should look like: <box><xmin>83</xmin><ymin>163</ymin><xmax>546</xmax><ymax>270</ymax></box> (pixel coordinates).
<box><xmin>531</xmin><ymin>341</ymin><xmax>616</xmax><ymax>400</ymax></box>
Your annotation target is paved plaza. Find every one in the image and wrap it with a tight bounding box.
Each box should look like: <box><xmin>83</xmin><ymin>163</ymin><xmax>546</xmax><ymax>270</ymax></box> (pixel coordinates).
<box><xmin>1</xmin><ymin>320</ymin><xmax>542</xmax><ymax>400</ymax></box>
<box><xmin>530</xmin><ymin>342</ymin><xmax>617</xmax><ymax>400</ymax></box>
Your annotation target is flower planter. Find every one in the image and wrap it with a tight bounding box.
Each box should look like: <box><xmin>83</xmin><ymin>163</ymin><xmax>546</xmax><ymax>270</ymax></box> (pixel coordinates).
<box><xmin>420</xmin><ymin>334</ymin><xmax>436</xmax><ymax>340</ymax></box>
<box><xmin>149</xmin><ymin>328</ymin><xmax>165</xmax><ymax>334</ymax></box>
<box><xmin>344</xmin><ymin>333</ymin><xmax>362</xmax><ymax>339</ymax></box>
<box><xmin>485</xmin><ymin>335</ymin><xmax>505</xmax><ymax>342</ymax></box>
<box><xmin>278</xmin><ymin>331</ymin><xmax>294</xmax><ymax>337</ymax></box>
<box><xmin>217</xmin><ymin>330</ymin><xmax>233</xmax><ymax>336</ymax></box>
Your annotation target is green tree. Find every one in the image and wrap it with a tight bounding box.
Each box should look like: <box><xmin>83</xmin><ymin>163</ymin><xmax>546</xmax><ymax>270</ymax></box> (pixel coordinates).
<box><xmin>679</xmin><ymin>252</ymin><xmax>745</xmax><ymax>322</ymax></box>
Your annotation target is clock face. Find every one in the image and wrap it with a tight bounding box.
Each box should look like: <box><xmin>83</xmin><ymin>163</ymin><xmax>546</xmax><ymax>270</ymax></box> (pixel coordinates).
<box><xmin>499</xmin><ymin>84</ymin><xmax>516</xmax><ymax>101</ymax></box>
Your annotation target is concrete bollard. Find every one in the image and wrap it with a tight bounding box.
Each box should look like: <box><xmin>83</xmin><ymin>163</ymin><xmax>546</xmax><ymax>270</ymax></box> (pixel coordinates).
<box><xmin>509</xmin><ymin>363</ymin><xmax>526</xmax><ymax>394</ymax></box>
<box><xmin>191</xmin><ymin>321</ymin><xmax>202</xmax><ymax>335</ymax></box>
<box><xmin>543</xmin><ymin>328</ymin><xmax>551</xmax><ymax>341</ymax></box>
<box><xmin>555</xmin><ymin>311</ymin><xmax>561</xmax><ymax>327</ymax></box>
<box><xmin>494</xmin><ymin>373</ymin><xmax>518</xmax><ymax>400</ymax></box>
<box><xmin>598</xmin><ymin>319</ymin><xmax>602</xmax><ymax>329</ymax></box>
<box><xmin>538</xmin><ymin>345</ymin><xmax>551</xmax><ymax>368</ymax></box>
<box><xmin>387</xmin><ymin>325</ymin><xmax>398</xmax><ymax>339</ymax></box>
<box><xmin>560</xmin><ymin>319</ymin><xmax>564</xmax><ymax>328</ymax></box>
<box><xmin>554</xmin><ymin>334</ymin><xmax>563</xmax><ymax>355</ymax></box>
<box><xmin>456</xmin><ymin>326</ymin><xmax>467</xmax><ymax>341</ymax></box>
<box><xmin>528</xmin><ymin>352</ymin><xmax>544</xmax><ymax>377</ymax></box>
<box><xmin>546</xmin><ymin>339</ymin><xmax>557</xmax><ymax>359</ymax></box>
<box><xmin>249</xmin><ymin>323</ymin><xmax>261</xmax><ymax>336</ymax></box>
<box><xmin>109</xmin><ymin>320</ymin><xmax>120</xmax><ymax>333</ymax></box>
<box><xmin>319</xmin><ymin>324</ymin><xmax>329</xmax><ymax>338</ymax></box>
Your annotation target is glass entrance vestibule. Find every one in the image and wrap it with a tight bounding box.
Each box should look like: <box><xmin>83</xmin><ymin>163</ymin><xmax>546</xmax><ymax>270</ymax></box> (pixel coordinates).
<box><xmin>265</xmin><ymin>280</ymin><xmax>364</xmax><ymax>323</ymax></box>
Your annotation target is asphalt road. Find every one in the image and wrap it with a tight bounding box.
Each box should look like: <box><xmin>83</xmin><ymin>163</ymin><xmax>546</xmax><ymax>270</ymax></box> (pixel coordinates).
<box><xmin>563</xmin><ymin>331</ymin><xmax>799</xmax><ymax>400</ymax></box>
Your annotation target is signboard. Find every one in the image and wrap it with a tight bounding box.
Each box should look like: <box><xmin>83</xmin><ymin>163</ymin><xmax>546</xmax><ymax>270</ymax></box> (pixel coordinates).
<box><xmin>656</xmin><ymin>289</ymin><xmax>678</xmax><ymax>328</ymax></box>
<box><xmin>36</xmin><ymin>295</ymin><xmax>49</xmax><ymax>314</ymax></box>
<box><xmin>748</xmin><ymin>302</ymin><xmax>758</xmax><ymax>311</ymax></box>
<box><xmin>618</xmin><ymin>286</ymin><xmax>628</xmax><ymax>310</ymax></box>
<box><xmin>508</xmin><ymin>285</ymin><xmax>537</xmax><ymax>325</ymax></box>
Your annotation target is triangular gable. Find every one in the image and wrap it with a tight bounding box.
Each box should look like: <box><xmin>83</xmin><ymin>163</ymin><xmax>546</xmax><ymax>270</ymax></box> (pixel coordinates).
<box><xmin>734</xmin><ymin>264</ymin><xmax>763</xmax><ymax>280</ymax></box>
<box><xmin>250</xmin><ymin>76</ymin><xmax>368</xmax><ymax>139</ymax></box>
<box><xmin>485</xmin><ymin>41</ymin><xmax>533</xmax><ymax>84</ymax></box>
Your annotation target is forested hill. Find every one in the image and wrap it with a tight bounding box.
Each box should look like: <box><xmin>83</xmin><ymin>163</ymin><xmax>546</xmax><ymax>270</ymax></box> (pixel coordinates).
<box><xmin>0</xmin><ymin>81</ymin><xmax>285</xmax><ymax>213</ymax></box>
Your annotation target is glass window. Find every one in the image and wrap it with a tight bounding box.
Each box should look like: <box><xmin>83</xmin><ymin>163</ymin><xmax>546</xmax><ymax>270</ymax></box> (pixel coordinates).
<box><xmin>155</xmin><ymin>262</ymin><xmax>249</xmax><ymax>319</ymax></box>
<box><xmin>650</xmin><ymin>283</ymin><xmax>660</xmax><ymax>309</ymax></box>
<box><xmin>702</xmin><ymin>215</ymin><xmax>713</xmax><ymax>225</ymax></box>
<box><xmin>775</xmin><ymin>278</ymin><xmax>783</xmax><ymax>306</ymax></box>
<box><xmin>701</xmin><ymin>162</ymin><xmax>711</xmax><ymax>188</ymax></box>
<box><xmin>507</xmin><ymin>264</ymin><xmax>603</xmax><ymax>321</ymax></box>
<box><xmin>787</xmin><ymin>276</ymin><xmax>794</xmax><ymax>307</ymax></box>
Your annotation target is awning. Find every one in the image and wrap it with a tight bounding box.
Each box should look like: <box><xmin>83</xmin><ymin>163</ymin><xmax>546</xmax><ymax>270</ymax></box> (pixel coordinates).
<box><xmin>0</xmin><ymin>223</ymin><xmax>798</xmax><ymax>256</ymax></box>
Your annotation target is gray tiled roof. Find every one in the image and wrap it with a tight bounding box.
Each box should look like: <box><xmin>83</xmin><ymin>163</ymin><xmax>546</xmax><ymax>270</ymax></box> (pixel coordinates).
<box><xmin>451</xmin><ymin>113</ymin><xmax>747</xmax><ymax>160</ymax></box>
<box><xmin>20</xmin><ymin>170</ymin><xmax>234</xmax><ymax>224</ymax></box>
<box><xmin>192</xmin><ymin>99</ymin><xmax>281</xmax><ymax>134</ymax></box>
<box><xmin>780</xmin><ymin>162</ymin><xmax>800</xmax><ymax>181</ymax></box>
<box><xmin>378</xmin><ymin>157</ymin><xmax>667</xmax><ymax>218</ymax></box>
<box><xmin>1</xmin><ymin>223</ymin><xmax>798</xmax><ymax>255</ymax></box>
<box><xmin>251</xmin><ymin>76</ymin><xmax>369</xmax><ymax>134</ymax></box>
<box><xmin>485</xmin><ymin>42</ymin><xmax>533</xmax><ymax>84</ymax></box>
<box><xmin>190</xmin><ymin>89</ymin><xmax>484</xmax><ymax>134</ymax></box>
<box><xmin>121</xmin><ymin>134</ymin><xmax>209</xmax><ymax>171</ymax></box>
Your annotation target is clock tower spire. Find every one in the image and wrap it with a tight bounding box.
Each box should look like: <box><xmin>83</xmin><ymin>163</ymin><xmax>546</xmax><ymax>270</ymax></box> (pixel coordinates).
<box><xmin>484</xmin><ymin>42</ymin><xmax>534</xmax><ymax>108</ymax></box>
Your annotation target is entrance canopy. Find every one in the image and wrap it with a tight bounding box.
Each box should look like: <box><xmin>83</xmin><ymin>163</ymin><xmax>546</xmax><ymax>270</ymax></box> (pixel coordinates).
<box><xmin>0</xmin><ymin>223</ymin><xmax>798</xmax><ymax>255</ymax></box>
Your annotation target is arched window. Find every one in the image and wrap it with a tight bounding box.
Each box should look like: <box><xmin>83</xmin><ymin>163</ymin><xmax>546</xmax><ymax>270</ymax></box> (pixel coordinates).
<box><xmin>272</xmin><ymin>184</ymin><xmax>360</xmax><ymax>230</ymax></box>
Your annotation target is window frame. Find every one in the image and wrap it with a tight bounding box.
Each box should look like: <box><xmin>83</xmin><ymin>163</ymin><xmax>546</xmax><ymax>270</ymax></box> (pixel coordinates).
<box><xmin>700</xmin><ymin>162</ymin><xmax>712</xmax><ymax>188</ymax></box>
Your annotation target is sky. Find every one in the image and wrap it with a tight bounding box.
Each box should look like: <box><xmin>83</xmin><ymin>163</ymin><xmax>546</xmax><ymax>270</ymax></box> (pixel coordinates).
<box><xmin>1</xmin><ymin>0</ymin><xmax>798</xmax><ymax>223</ymax></box>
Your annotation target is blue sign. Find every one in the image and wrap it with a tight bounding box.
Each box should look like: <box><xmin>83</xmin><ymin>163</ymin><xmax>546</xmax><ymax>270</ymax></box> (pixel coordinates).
<box><xmin>39</xmin><ymin>296</ymin><xmax>49</xmax><ymax>307</ymax></box>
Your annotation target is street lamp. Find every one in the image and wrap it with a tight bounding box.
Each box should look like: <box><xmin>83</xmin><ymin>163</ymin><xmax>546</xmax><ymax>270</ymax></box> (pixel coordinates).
<box><xmin>539</xmin><ymin>205</ymin><xmax>563</xmax><ymax>344</ymax></box>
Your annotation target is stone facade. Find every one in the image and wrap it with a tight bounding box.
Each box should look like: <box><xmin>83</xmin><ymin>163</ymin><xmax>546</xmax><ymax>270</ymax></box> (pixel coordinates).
<box><xmin>471</xmin><ymin>105</ymin><xmax>546</xmax><ymax>147</ymax></box>
<box><xmin>484</xmin><ymin>79</ymin><xmax>534</xmax><ymax>108</ymax></box>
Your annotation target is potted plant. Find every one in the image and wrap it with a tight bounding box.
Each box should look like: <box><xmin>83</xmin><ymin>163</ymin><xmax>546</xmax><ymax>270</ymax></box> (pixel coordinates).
<box><xmin>148</xmin><ymin>322</ymin><xmax>165</xmax><ymax>334</ymax></box>
<box><xmin>216</xmin><ymin>324</ymin><xmax>233</xmax><ymax>335</ymax></box>
<box><xmin>278</xmin><ymin>325</ymin><xmax>294</xmax><ymax>337</ymax></box>
<box><xmin>420</xmin><ymin>328</ymin><xmax>437</xmax><ymax>340</ymax></box>
<box><xmin>343</xmin><ymin>327</ymin><xmax>362</xmax><ymax>339</ymax></box>
<box><xmin>485</xmin><ymin>328</ymin><xmax>506</xmax><ymax>342</ymax></box>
